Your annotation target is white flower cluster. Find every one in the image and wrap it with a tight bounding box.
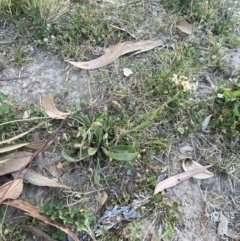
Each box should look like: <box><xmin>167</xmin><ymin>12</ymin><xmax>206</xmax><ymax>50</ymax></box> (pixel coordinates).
<box><xmin>171</xmin><ymin>74</ymin><xmax>197</xmax><ymax>92</ymax></box>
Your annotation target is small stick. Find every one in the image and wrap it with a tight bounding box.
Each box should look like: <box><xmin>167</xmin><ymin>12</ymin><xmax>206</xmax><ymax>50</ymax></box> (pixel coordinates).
<box><xmin>109</xmin><ymin>24</ymin><xmax>136</xmax><ymax>39</ymax></box>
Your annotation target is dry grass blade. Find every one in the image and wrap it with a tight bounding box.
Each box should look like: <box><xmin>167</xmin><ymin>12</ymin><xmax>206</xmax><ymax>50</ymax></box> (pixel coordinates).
<box><xmin>68</xmin><ymin>40</ymin><xmax>163</xmax><ymax>70</ymax></box>
<box><xmin>0</xmin><ymin>151</ymin><xmax>33</xmax><ymax>176</ymax></box>
<box><xmin>3</xmin><ymin>200</ymin><xmax>79</xmax><ymax>241</ymax></box>
<box><xmin>23</xmin><ymin>0</ymin><xmax>70</xmax><ymax>23</ymax></box>
<box><xmin>154</xmin><ymin>165</ymin><xmax>212</xmax><ymax>194</ymax></box>
<box><xmin>42</xmin><ymin>95</ymin><xmax>70</xmax><ymax>119</ymax></box>
<box><xmin>0</xmin><ymin>179</ymin><xmax>23</xmax><ymax>202</ymax></box>
<box><xmin>12</xmin><ymin>169</ymin><xmax>71</xmax><ymax>189</ymax></box>
<box><xmin>0</xmin><ymin>121</ymin><xmax>47</xmax><ymax>145</ymax></box>
<box><xmin>0</xmin><ymin>143</ymin><xmax>30</xmax><ymax>153</ymax></box>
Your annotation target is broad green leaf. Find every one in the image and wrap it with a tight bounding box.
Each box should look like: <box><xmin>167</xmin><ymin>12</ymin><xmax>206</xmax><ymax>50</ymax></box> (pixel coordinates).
<box><xmin>95</xmin><ymin>128</ymin><xmax>103</xmax><ymax>144</ymax></box>
<box><xmin>177</xmin><ymin>127</ymin><xmax>184</xmax><ymax>135</ymax></box>
<box><xmin>62</xmin><ymin>149</ymin><xmax>90</xmax><ymax>162</ymax></box>
<box><xmin>88</xmin><ymin>147</ymin><xmax>98</xmax><ymax>155</ymax></box>
<box><xmin>224</xmin><ymin>90</ymin><xmax>240</xmax><ymax>98</ymax></box>
<box><xmin>62</xmin><ymin>150</ymin><xmax>80</xmax><ymax>162</ymax></box>
<box><xmin>233</xmin><ymin>103</ymin><xmax>240</xmax><ymax>117</ymax></box>
<box><xmin>113</xmin><ymin>145</ymin><xmax>136</xmax><ymax>153</ymax></box>
<box><xmin>102</xmin><ymin>148</ymin><xmax>138</xmax><ymax>161</ymax></box>
<box><xmin>71</xmin><ymin>113</ymin><xmax>91</xmax><ymax>127</ymax></box>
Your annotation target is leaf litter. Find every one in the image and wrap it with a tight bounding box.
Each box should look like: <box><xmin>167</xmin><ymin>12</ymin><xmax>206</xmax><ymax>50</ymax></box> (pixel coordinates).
<box><xmin>0</xmin><ymin>151</ymin><xmax>33</xmax><ymax>176</ymax></box>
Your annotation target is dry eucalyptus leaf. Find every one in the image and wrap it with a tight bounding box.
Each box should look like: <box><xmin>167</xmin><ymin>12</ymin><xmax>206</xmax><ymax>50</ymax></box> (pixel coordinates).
<box><xmin>42</xmin><ymin>95</ymin><xmax>70</xmax><ymax>119</ymax></box>
<box><xmin>182</xmin><ymin>158</ymin><xmax>214</xmax><ymax>179</ymax></box>
<box><xmin>45</xmin><ymin>164</ymin><xmax>63</xmax><ymax>178</ymax></box>
<box><xmin>12</xmin><ymin>169</ymin><xmax>70</xmax><ymax>189</ymax></box>
<box><xmin>95</xmin><ymin>192</ymin><xmax>108</xmax><ymax>208</ymax></box>
<box><xmin>3</xmin><ymin>200</ymin><xmax>79</xmax><ymax>241</ymax></box>
<box><xmin>123</xmin><ymin>68</ymin><xmax>133</xmax><ymax>77</ymax></box>
<box><xmin>0</xmin><ymin>143</ymin><xmax>30</xmax><ymax>154</ymax></box>
<box><xmin>67</xmin><ymin>40</ymin><xmax>163</xmax><ymax>70</ymax></box>
<box><xmin>154</xmin><ymin>165</ymin><xmax>212</xmax><ymax>194</ymax></box>
<box><xmin>0</xmin><ymin>179</ymin><xmax>23</xmax><ymax>202</ymax></box>
<box><xmin>0</xmin><ymin>151</ymin><xmax>33</xmax><ymax>176</ymax></box>
<box><xmin>176</xmin><ymin>19</ymin><xmax>193</xmax><ymax>35</ymax></box>
<box><xmin>202</xmin><ymin>114</ymin><xmax>212</xmax><ymax>132</ymax></box>
<box><xmin>26</xmin><ymin>140</ymin><xmax>53</xmax><ymax>151</ymax></box>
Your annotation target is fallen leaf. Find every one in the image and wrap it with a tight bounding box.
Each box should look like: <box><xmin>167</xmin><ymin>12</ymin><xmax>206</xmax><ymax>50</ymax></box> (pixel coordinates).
<box><xmin>154</xmin><ymin>165</ymin><xmax>212</xmax><ymax>194</ymax></box>
<box><xmin>231</xmin><ymin>65</ymin><xmax>240</xmax><ymax>76</ymax></box>
<box><xmin>20</xmin><ymin>225</ymin><xmax>56</xmax><ymax>241</ymax></box>
<box><xmin>182</xmin><ymin>158</ymin><xmax>214</xmax><ymax>179</ymax></box>
<box><xmin>3</xmin><ymin>200</ymin><xmax>79</xmax><ymax>241</ymax></box>
<box><xmin>123</xmin><ymin>68</ymin><xmax>133</xmax><ymax>77</ymax></box>
<box><xmin>12</xmin><ymin>169</ymin><xmax>70</xmax><ymax>189</ymax></box>
<box><xmin>95</xmin><ymin>192</ymin><xmax>108</xmax><ymax>208</ymax></box>
<box><xmin>176</xmin><ymin>19</ymin><xmax>193</xmax><ymax>35</ymax></box>
<box><xmin>0</xmin><ymin>143</ymin><xmax>30</xmax><ymax>154</ymax></box>
<box><xmin>45</xmin><ymin>164</ymin><xmax>63</xmax><ymax>178</ymax></box>
<box><xmin>42</xmin><ymin>95</ymin><xmax>70</xmax><ymax>119</ymax></box>
<box><xmin>0</xmin><ymin>151</ymin><xmax>33</xmax><ymax>176</ymax></box>
<box><xmin>67</xmin><ymin>40</ymin><xmax>163</xmax><ymax>70</ymax></box>
<box><xmin>0</xmin><ymin>121</ymin><xmax>47</xmax><ymax>145</ymax></box>
<box><xmin>202</xmin><ymin>114</ymin><xmax>212</xmax><ymax>132</ymax></box>
<box><xmin>0</xmin><ymin>179</ymin><xmax>23</xmax><ymax>202</ymax></box>
<box><xmin>26</xmin><ymin>140</ymin><xmax>53</xmax><ymax>151</ymax></box>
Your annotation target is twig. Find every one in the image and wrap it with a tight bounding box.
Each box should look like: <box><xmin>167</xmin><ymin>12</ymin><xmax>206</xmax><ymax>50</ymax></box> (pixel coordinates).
<box><xmin>109</xmin><ymin>24</ymin><xmax>136</xmax><ymax>39</ymax></box>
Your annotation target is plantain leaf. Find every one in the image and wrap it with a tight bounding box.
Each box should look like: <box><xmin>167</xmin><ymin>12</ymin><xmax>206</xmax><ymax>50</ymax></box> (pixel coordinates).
<box><xmin>71</xmin><ymin>113</ymin><xmax>91</xmax><ymax>127</ymax></box>
<box><xmin>88</xmin><ymin>147</ymin><xmax>98</xmax><ymax>155</ymax></box>
<box><xmin>223</xmin><ymin>90</ymin><xmax>240</xmax><ymax>98</ymax></box>
<box><xmin>112</xmin><ymin>145</ymin><xmax>136</xmax><ymax>153</ymax></box>
<box><xmin>102</xmin><ymin>148</ymin><xmax>138</xmax><ymax>161</ymax></box>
